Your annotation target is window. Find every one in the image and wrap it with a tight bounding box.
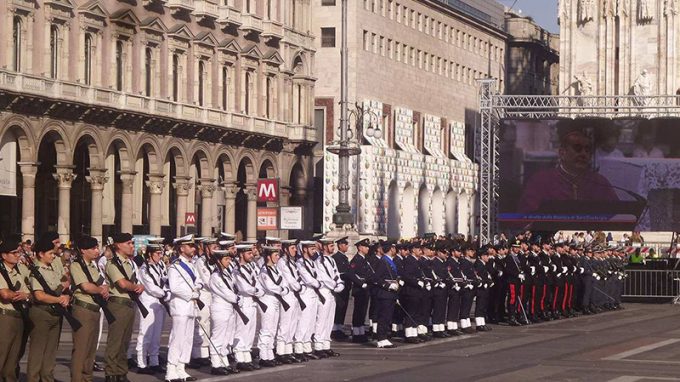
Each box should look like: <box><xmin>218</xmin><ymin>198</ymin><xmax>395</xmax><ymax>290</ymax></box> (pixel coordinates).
<box><xmin>363</xmin><ymin>30</ymin><xmax>369</xmax><ymax>50</ymax></box>
<box><xmin>245</xmin><ymin>72</ymin><xmax>251</xmax><ymax>114</ymax></box>
<box><xmin>84</xmin><ymin>33</ymin><xmax>92</xmax><ymax>85</ymax></box>
<box><xmin>222</xmin><ymin>66</ymin><xmax>229</xmax><ymax>110</ymax></box>
<box><xmin>116</xmin><ymin>40</ymin><xmax>124</xmax><ymax>91</ymax></box>
<box><xmin>321</xmin><ymin>0</ymin><xmax>335</xmax><ymax>5</ymax></box>
<box><xmin>246</xmin><ymin>0</ymin><xmax>251</xmax><ymax>13</ymax></box>
<box><xmin>296</xmin><ymin>84</ymin><xmax>302</xmax><ymax>123</ymax></box>
<box><xmin>314</xmin><ymin>108</ymin><xmax>325</xmax><ymax>147</ymax></box>
<box><xmin>12</xmin><ymin>17</ymin><xmax>21</xmax><ymax>72</ymax></box>
<box><xmin>266</xmin><ymin>77</ymin><xmax>272</xmax><ymax>118</ymax></box>
<box><xmin>50</xmin><ymin>25</ymin><xmax>59</xmax><ymax>79</ymax></box>
<box><xmin>321</xmin><ymin>27</ymin><xmax>335</xmax><ymax>48</ymax></box>
<box><xmin>198</xmin><ymin>61</ymin><xmax>205</xmax><ymax>107</ymax></box>
<box><xmin>145</xmin><ymin>48</ymin><xmax>152</xmax><ymax>97</ymax></box>
<box><xmin>172</xmin><ymin>54</ymin><xmax>179</xmax><ymax>101</ymax></box>
<box><xmin>379</xmin><ymin>36</ymin><xmax>384</xmax><ymax>56</ymax></box>
<box><xmin>267</xmin><ymin>0</ymin><xmax>272</xmax><ymax>19</ymax></box>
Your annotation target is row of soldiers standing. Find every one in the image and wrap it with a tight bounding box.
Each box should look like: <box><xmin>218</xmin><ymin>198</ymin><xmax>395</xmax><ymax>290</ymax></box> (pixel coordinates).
<box><xmin>334</xmin><ymin>235</ymin><xmax>627</xmax><ymax>346</ymax></box>
<box><xmin>0</xmin><ymin>231</ymin><xmax>627</xmax><ymax>382</ymax></box>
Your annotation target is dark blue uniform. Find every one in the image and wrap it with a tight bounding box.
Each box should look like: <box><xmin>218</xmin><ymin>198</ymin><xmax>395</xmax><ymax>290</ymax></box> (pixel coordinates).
<box><xmin>347</xmin><ymin>254</ymin><xmax>374</xmax><ymax>341</ymax></box>
<box><xmin>332</xmin><ymin>251</ymin><xmax>352</xmax><ymax>332</ymax></box>
<box><xmin>371</xmin><ymin>256</ymin><xmax>399</xmax><ymax>342</ymax></box>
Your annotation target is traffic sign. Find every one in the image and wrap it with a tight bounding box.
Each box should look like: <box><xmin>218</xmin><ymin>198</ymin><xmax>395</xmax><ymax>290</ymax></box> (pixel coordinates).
<box><xmin>257</xmin><ymin>208</ymin><xmax>278</xmax><ymax>230</ymax></box>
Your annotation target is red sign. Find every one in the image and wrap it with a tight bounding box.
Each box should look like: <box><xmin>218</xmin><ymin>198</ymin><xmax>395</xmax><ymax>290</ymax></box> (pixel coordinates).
<box><xmin>257</xmin><ymin>208</ymin><xmax>278</xmax><ymax>230</ymax></box>
<box><xmin>185</xmin><ymin>212</ymin><xmax>196</xmax><ymax>225</ymax></box>
<box><xmin>257</xmin><ymin>178</ymin><xmax>279</xmax><ymax>203</ymax></box>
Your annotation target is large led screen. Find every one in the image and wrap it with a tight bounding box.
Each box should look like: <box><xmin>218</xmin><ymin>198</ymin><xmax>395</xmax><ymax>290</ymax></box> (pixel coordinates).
<box><xmin>498</xmin><ymin>118</ymin><xmax>680</xmax><ymax>231</ymax></box>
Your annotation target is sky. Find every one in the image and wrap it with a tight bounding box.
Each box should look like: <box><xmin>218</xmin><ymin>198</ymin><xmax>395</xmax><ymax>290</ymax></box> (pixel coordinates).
<box><xmin>497</xmin><ymin>0</ymin><xmax>559</xmax><ymax>34</ymax></box>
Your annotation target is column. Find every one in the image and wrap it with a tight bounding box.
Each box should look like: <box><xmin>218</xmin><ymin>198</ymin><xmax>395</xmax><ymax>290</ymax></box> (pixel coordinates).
<box><xmin>86</xmin><ymin>168</ymin><xmax>108</xmax><ymax>244</ymax></box>
<box><xmin>173</xmin><ymin>176</ymin><xmax>192</xmax><ymax>236</ymax></box>
<box><xmin>198</xmin><ymin>179</ymin><xmax>216</xmax><ymax>236</ymax></box>
<box><xmin>245</xmin><ymin>184</ymin><xmax>258</xmax><ymax>241</ymax></box>
<box><xmin>119</xmin><ymin>171</ymin><xmax>136</xmax><ymax>234</ymax></box>
<box><xmin>18</xmin><ymin>162</ymin><xmax>38</xmax><ymax>241</ymax></box>
<box><xmin>53</xmin><ymin>166</ymin><xmax>76</xmax><ymax>243</ymax></box>
<box><xmin>222</xmin><ymin>181</ymin><xmax>238</xmax><ymax>234</ymax></box>
<box><xmin>146</xmin><ymin>173</ymin><xmax>165</xmax><ymax>236</ymax></box>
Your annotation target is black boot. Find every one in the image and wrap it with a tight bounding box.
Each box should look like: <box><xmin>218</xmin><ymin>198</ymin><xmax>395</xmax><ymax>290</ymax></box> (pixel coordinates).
<box><xmin>210</xmin><ymin>367</ymin><xmax>229</xmax><ymax>375</ymax></box>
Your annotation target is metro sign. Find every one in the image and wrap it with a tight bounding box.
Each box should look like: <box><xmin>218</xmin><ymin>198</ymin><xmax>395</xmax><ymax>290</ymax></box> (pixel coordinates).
<box><xmin>257</xmin><ymin>178</ymin><xmax>279</xmax><ymax>203</ymax></box>
<box><xmin>185</xmin><ymin>212</ymin><xmax>196</xmax><ymax>225</ymax></box>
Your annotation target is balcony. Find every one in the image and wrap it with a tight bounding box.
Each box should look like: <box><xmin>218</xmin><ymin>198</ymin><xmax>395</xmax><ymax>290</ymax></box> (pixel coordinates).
<box><xmin>262</xmin><ymin>20</ymin><xmax>284</xmax><ymax>42</ymax></box>
<box><xmin>166</xmin><ymin>0</ymin><xmax>195</xmax><ymax>12</ymax></box>
<box><xmin>194</xmin><ymin>0</ymin><xmax>218</xmax><ymax>21</ymax></box>
<box><xmin>217</xmin><ymin>6</ymin><xmax>242</xmax><ymax>27</ymax></box>
<box><xmin>240</xmin><ymin>13</ymin><xmax>263</xmax><ymax>35</ymax></box>
<box><xmin>0</xmin><ymin>70</ymin><xmax>313</xmax><ymax>148</ymax></box>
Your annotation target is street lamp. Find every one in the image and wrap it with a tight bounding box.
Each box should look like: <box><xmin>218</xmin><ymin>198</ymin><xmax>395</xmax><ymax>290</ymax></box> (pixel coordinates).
<box><xmin>327</xmin><ymin>102</ymin><xmax>382</xmax><ymax>227</ymax></box>
<box><xmin>325</xmin><ymin>0</ymin><xmax>383</xmax><ymax>230</ymax></box>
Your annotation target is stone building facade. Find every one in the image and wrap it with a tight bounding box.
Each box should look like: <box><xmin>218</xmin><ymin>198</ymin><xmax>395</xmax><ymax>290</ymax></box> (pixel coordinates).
<box><xmin>0</xmin><ymin>0</ymin><xmax>317</xmax><ymax>243</ymax></box>
<box><xmin>313</xmin><ymin>0</ymin><xmax>506</xmax><ymax>238</ymax></box>
<box><xmin>559</xmin><ymin>0</ymin><xmax>680</xmax><ymax>96</ymax></box>
<box><xmin>505</xmin><ymin>10</ymin><xmax>560</xmax><ymax>95</ymax></box>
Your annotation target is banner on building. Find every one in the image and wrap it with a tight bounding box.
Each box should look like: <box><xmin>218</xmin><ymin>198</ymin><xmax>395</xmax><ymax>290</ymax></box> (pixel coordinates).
<box><xmin>0</xmin><ymin>137</ymin><xmax>17</xmax><ymax>197</ymax></box>
<box><xmin>257</xmin><ymin>208</ymin><xmax>278</xmax><ymax>230</ymax></box>
<box><xmin>257</xmin><ymin>178</ymin><xmax>279</xmax><ymax>203</ymax></box>
<box><xmin>280</xmin><ymin>206</ymin><xmax>303</xmax><ymax>230</ymax></box>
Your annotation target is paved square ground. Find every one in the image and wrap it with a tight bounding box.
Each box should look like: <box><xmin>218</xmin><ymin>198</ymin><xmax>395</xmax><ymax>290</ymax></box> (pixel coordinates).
<box><xmin>26</xmin><ymin>303</ymin><xmax>680</xmax><ymax>381</ymax></box>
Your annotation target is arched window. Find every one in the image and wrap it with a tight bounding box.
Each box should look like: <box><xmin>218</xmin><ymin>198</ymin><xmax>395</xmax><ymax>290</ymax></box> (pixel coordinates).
<box><xmin>116</xmin><ymin>40</ymin><xmax>124</xmax><ymax>91</ymax></box>
<box><xmin>198</xmin><ymin>61</ymin><xmax>205</xmax><ymax>107</ymax></box>
<box><xmin>245</xmin><ymin>72</ymin><xmax>251</xmax><ymax>114</ymax></box>
<box><xmin>222</xmin><ymin>66</ymin><xmax>229</xmax><ymax>110</ymax></box>
<box><xmin>50</xmin><ymin>25</ymin><xmax>59</xmax><ymax>79</ymax></box>
<box><xmin>84</xmin><ymin>33</ymin><xmax>93</xmax><ymax>85</ymax></box>
<box><xmin>266</xmin><ymin>77</ymin><xmax>272</xmax><ymax>118</ymax></box>
<box><xmin>12</xmin><ymin>17</ymin><xmax>21</xmax><ymax>72</ymax></box>
<box><xmin>145</xmin><ymin>48</ymin><xmax>152</xmax><ymax>96</ymax></box>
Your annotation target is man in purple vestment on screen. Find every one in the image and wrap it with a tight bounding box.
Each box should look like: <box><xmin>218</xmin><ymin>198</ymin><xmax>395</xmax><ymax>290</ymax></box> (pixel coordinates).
<box><xmin>518</xmin><ymin>123</ymin><xmax>619</xmax><ymax>214</ymax></box>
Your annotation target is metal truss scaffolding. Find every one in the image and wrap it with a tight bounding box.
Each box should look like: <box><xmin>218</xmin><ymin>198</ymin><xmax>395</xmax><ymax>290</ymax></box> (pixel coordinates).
<box><xmin>477</xmin><ymin>79</ymin><xmax>680</xmax><ymax>244</ymax></box>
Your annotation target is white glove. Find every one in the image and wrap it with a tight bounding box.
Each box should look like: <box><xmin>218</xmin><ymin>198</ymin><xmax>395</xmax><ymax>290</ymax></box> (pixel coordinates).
<box><xmin>498</xmin><ymin>271</ymin><xmax>503</xmax><ymax>277</ymax></box>
<box><xmin>543</xmin><ymin>266</ymin><xmax>549</xmax><ymax>273</ymax></box>
<box><xmin>398</xmin><ymin>280</ymin><xmax>405</xmax><ymax>286</ymax></box>
<box><xmin>388</xmin><ymin>283</ymin><xmax>399</xmax><ymax>291</ymax></box>
<box><xmin>195</xmin><ymin>282</ymin><xmax>204</xmax><ymax>290</ymax></box>
<box><xmin>595</xmin><ymin>275</ymin><xmax>601</xmax><ymax>281</ymax></box>
<box><xmin>490</xmin><ymin>282</ymin><xmax>495</xmax><ymax>288</ymax></box>
<box><xmin>425</xmin><ymin>284</ymin><xmax>432</xmax><ymax>291</ymax></box>
<box><xmin>361</xmin><ymin>283</ymin><xmax>368</xmax><ymax>289</ymax></box>
<box><xmin>191</xmin><ymin>291</ymin><xmax>200</xmax><ymax>300</ymax></box>
<box><xmin>483</xmin><ymin>283</ymin><xmax>488</xmax><ymax>289</ymax></box>
<box><xmin>551</xmin><ymin>264</ymin><xmax>557</xmax><ymax>272</ymax></box>
<box><xmin>592</xmin><ymin>272</ymin><xmax>598</xmax><ymax>278</ymax></box>
<box><xmin>530</xmin><ymin>266</ymin><xmax>536</xmax><ymax>276</ymax></box>
<box><xmin>466</xmin><ymin>284</ymin><xmax>474</xmax><ymax>290</ymax></box>
<box><xmin>617</xmin><ymin>275</ymin><xmax>622</xmax><ymax>280</ymax></box>
<box><xmin>418</xmin><ymin>280</ymin><xmax>425</xmax><ymax>288</ymax></box>
<box><xmin>518</xmin><ymin>274</ymin><xmax>525</xmax><ymax>281</ymax></box>
<box><xmin>333</xmin><ymin>284</ymin><xmax>344</xmax><ymax>293</ymax></box>
<box><xmin>579</xmin><ymin>267</ymin><xmax>584</xmax><ymax>274</ymax></box>
<box><xmin>453</xmin><ymin>284</ymin><xmax>461</xmax><ymax>291</ymax></box>
<box><xmin>562</xmin><ymin>266</ymin><xmax>568</xmax><ymax>273</ymax></box>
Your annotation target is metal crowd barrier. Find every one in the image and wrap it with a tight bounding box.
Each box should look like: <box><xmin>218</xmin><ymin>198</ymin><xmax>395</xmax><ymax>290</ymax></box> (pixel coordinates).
<box><xmin>623</xmin><ymin>269</ymin><xmax>680</xmax><ymax>300</ymax></box>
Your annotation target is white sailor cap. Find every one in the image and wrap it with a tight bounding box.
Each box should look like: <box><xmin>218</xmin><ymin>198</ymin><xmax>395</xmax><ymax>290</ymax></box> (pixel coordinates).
<box><xmin>265</xmin><ymin>236</ymin><xmax>282</xmax><ymax>244</ymax></box>
<box><xmin>235</xmin><ymin>244</ymin><xmax>254</xmax><ymax>252</ymax></box>
<box><xmin>173</xmin><ymin>235</ymin><xmax>195</xmax><ymax>245</ymax></box>
<box><xmin>281</xmin><ymin>239</ymin><xmax>299</xmax><ymax>246</ymax></box>
<box><xmin>317</xmin><ymin>238</ymin><xmax>335</xmax><ymax>245</ymax></box>
<box><xmin>213</xmin><ymin>249</ymin><xmax>236</xmax><ymax>258</ymax></box>
<box><xmin>200</xmin><ymin>237</ymin><xmax>218</xmax><ymax>245</ymax></box>
<box><xmin>220</xmin><ymin>232</ymin><xmax>236</xmax><ymax>240</ymax></box>
<box><xmin>300</xmin><ymin>240</ymin><xmax>317</xmax><ymax>247</ymax></box>
<box><xmin>219</xmin><ymin>240</ymin><xmax>236</xmax><ymax>248</ymax></box>
<box><xmin>147</xmin><ymin>237</ymin><xmax>165</xmax><ymax>245</ymax></box>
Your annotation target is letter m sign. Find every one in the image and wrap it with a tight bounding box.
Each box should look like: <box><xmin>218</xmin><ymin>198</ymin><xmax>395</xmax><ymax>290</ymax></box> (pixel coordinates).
<box><xmin>257</xmin><ymin>178</ymin><xmax>279</xmax><ymax>203</ymax></box>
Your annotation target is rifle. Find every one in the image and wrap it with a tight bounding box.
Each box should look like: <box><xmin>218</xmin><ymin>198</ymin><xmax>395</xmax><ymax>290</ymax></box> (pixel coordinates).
<box><xmin>0</xmin><ymin>261</ymin><xmax>30</xmax><ymax>318</ymax></box>
<box><xmin>108</xmin><ymin>242</ymin><xmax>149</xmax><ymax>318</ymax></box>
<box><xmin>27</xmin><ymin>260</ymin><xmax>82</xmax><ymax>331</ymax></box>
<box><xmin>265</xmin><ymin>266</ymin><xmax>290</xmax><ymax>311</ymax></box>
<box><xmin>216</xmin><ymin>268</ymin><xmax>250</xmax><ymax>325</ymax></box>
<box><xmin>71</xmin><ymin>247</ymin><xmax>116</xmax><ymax>324</ymax></box>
